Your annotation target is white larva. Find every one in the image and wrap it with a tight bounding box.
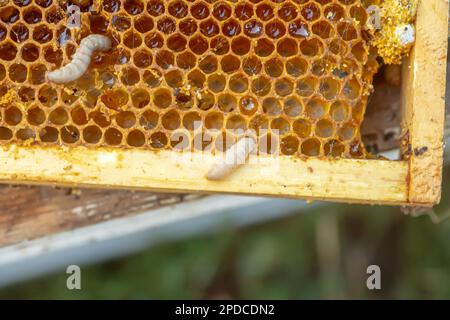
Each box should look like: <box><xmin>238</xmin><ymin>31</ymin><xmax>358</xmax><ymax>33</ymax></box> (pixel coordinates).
<box><xmin>46</xmin><ymin>34</ymin><xmax>112</xmax><ymax>84</ymax></box>
<box><xmin>206</xmin><ymin>136</ymin><xmax>256</xmax><ymax>180</ymax></box>
<box><xmin>395</xmin><ymin>23</ymin><xmax>415</xmax><ymax>46</ymax></box>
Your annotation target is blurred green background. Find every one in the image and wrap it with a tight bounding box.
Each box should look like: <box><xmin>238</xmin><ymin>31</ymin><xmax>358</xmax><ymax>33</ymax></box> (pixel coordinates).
<box><xmin>1</xmin><ymin>167</ymin><xmax>450</xmax><ymax>299</ymax></box>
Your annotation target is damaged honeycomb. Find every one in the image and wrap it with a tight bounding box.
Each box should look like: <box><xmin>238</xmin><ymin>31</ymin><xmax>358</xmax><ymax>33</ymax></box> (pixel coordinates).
<box><xmin>0</xmin><ymin>0</ymin><xmax>381</xmax><ymax>158</ymax></box>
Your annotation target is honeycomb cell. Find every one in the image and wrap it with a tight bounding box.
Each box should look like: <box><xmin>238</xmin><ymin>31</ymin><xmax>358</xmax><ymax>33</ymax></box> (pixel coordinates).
<box><xmin>177</xmin><ymin>52</ymin><xmax>197</xmax><ymax>70</ymax></box>
<box><xmin>296</xmin><ymin>76</ymin><xmax>317</xmax><ymax>97</ymax></box>
<box><xmin>168</xmin><ymin>0</ymin><xmax>188</xmax><ymax>18</ymax></box>
<box><xmin>210</xmin><ymin>36</ymin><xmax>230</xmax><ymax>54</ymax></box>
<box><xmin>33</xmin><ymin>24</ymin><xmax>52</xmax><ymax>43</ymax></box>
<box><xmin>275</xmin><ymin>78</ymin><xmax>294</xmax><ymax>96</ymax></box>
<box><xmin>0</xmin><ymin>127</ymin><xmax>12</xmax><ymax>140</ymax></box>
<box><xmin>0</xmin><ymin>0</ymin><xmax>377</xmax><ymax>158</ymax></box>
<box><xmin>71</xmin><ymin>106</ymin><xmax>88</xmax><ymax>125</ymax></box>
<box><xmin>10</xmin><ymin>24</ymin><xmax>29</xmax><ymax>43</ymax></box>
<box><xmin>243</xmin><ymin>20</ymin><xmax>262</xmax><ymax>39</ymax></box>
<box><xmin>164</xmin><ymin>69</ymin><xmax>183</xmax><ymax>88</ymax></box>
<box><xmin>212</xmin><ymin>2</ymin><xmax>231</xmax><ymax>21</ymax></box>
<box><xmin>277</xmin><ymin>38</ymin><xmax>298</xmax><ymax>57</ymax></box>
<box><xmin>16</xmin><ymin>128</ymin><xmax>36</xmax><ymax>141</ymax></box>
<box><xmin>127</xmin><ymin>129</ymin><xmax>146</xmax><ymax>147</ymax></box>
<box><xmin>43</xmin><ymin>46</ymin><xmax>63</xmax><ymax>66</ymax></box>
<box><xmin>157</xmin><ymin>17</ymin><xmax>176</xmax><ymax>34</ymax></box>
<box><xmin>284</xmin><ymin>96</ymin><xmax>303</xmax><ymax>118</ymax></box>
<box><xmin>5</xmin><ymin>106</ymin><xmax>23</xmax><ymax>125</ymax></box>
<box><xmin>271</xmin><ymin>117</ymin><xmax>290</xmax><ymax>135</ymax></box>
<box><xmin>229</xmin><ymin>74</ymin><xmax>249</xmax><ymax>93</ymax></box>
<box><xmin>319</xmin><ymin>77</ymin><xmax>340</xmax><ymax>100</ymax></box>
<box><xmin>338</xmin><ymin>123</ymin><xmax>356</xmax><ymax>140</ymax></box>
<box><xmin>221</xmin><ymin>55</ymin><xmax>240</xmax><ymax>74</ymax></box>
<box><xmin>226</xmin><ymin>114</ymin><xmax>247</xmax><ymax>132</ymax></box>
<box><xmin>200</xmin><ymin>19</ymin><xmax>220</xmax><ymax>38</ymax></box>
<box><xmin>103</xmin><ymin>0</ymin><xmax>121</xmax><ymax>13</ymax></box>
<box><xmin>83</xmin><ymin>126</ymin><xmax>102</xmax><ymax>144</ymax></box>
<box><xmin>150</xmin><ymin>131</ymin><xmax>168</xmax><ymax>148</ymax></box>
<box><xmin>147</xmin><ymin>0</ymin><xmax>165</xmax><ymax>16</ymax></box>
<box><xmin>124</xmin><ymin>0</ymin><xmax>144</xmax><ymax>15</ymax></box>
<box><xmin>315</xmin><ymin>119</ymin><xmax>334</xmax><ymax>138</ymax></box>
<box><xmin>153</xmin><ymin>88</ymin><xmax>172</xmax><ymax>108</ymax></box>
<box><xmin>249</xmin><ymin>115</ymin><xmax>268</xmax><ymax>135</ymax></box>
<box><xmin>312</xmin><ymin>21</ymin><xmax>333</xmax><ymax>39</ymax></box>
<box><xmin>259</xmin><ymin>133</ymin><xmax>278</xmax><ymax>154</ymax></box>
<box><xmin>208</xmin><ymin>74</ymin><xmax>226</xmax><ymax>93</ymax></box>
<box><xmin>265</xmin><ymin>58</ymin><xmax>283</xmax><ymax>77</ymax></box>
<box><xmin>243</xmin><ymin>56</ymin><xmax>262</xmax><ymax>76</ymax></box>
<box><xmin>49</xmin><ymin>107</ymin><xmax>68</xmax><ymax>125</ymax></box>
<box><xmin>222</xmin><ymin>19</ymin><xmax>241</xmax><ymax>37</ymax></box>
<box><xmin>61</xmin><ymin>125</ymin><xmax>80</xmax><ymax>144</ymax></box>
<box><xmin>286</xmin><ymin>57</ymin><xmax>308</xmax><ymax>77</ymax></box>
<box><xmin>255</xmin><ymin>38</ymin><xmax>274</xmax><ymax>57</ymax></box>
<box><xmin>179</xmin><ymin>18</ymin><xmax>198</xmax><ymax>36</ymax></box>
<box><xmin>101</xmin><ymin>89</ymin><xmax>129</xmax><ymax>110</ymax></box>
<box><xmin>280</xmin><ymin>135</ymin><xmax>299</xmax><ymax>155</ymax></box>
<box><xmin>105</xmin><ymin>127</ymin><xmax>123</xmax><ymax>145</ymax></box>
<box><xmin>140</xmin><ymin>110</ymin><xmax>159</xmax><ymax>130</ymax></box>
<box><xmin>197</xmin><ymin>90</ymin><xmax>215</xmax><ymax>110</ymax></box>
<box><xmin>29</xmin><ymin>64</ymin><xmax>46</xmax><ymax>85</ymax></box>
<box><xmin>167</xmin><ymin>34</ymin><xmax>187</xmax><ymax>52</ymax></box>
<box><xmin>235</xmin><ymin>2</ymin><xmax>253</xmax><ymax>21</ymax></box>
<box><xmin>324</xmin><ymin>139</ymin><xmax>345</xmax><ymax>157</ymax></box>
<box><xmin>350</xmin><ymin>5</ymin><xmax>368</xmax><ymax>25</ymax></box>
<box><xmin>170</xmin><ymin>129</ymin><xmax>190</xmax><ymax>150</ymax></box>
<box><xmin>116</xmin><ymin>111</ymin><xmax>136</xmax><ymax>128</ymax></box>
<box><xmin>113</xmin><ymin>16</ymin><xmax>131</xmax><ymax>32</ymax></box>
<box><xmin>90</xmin><ymin>111</ymin><xmax>111</xmax><ymax>127</ymax></box>
<box><xmin>262</xmin><ymin>97</ymin><xmax>281</xmax><ymax>116</ymax></box>
<box><xmin>183</xmin><ymin>111</ymin><xmax>201</xmax><ymax>131</ymax></box>
<box><xmin>187</xmin><ymin>69</ymin><xmax>206</xmax><ymax>88</ymax></box>
<box><xmin>337</xmin><ymin>22</ymin><xmax>358</xmax><ymax>41</ymax></box>
<box><xmin>0</xmin><ymin>42</ymin><xmax>18</xmax><ymax>61</ymax></box>
<box><xmin>301</xmin><ymin>138</ymin><xmax>321</xmax><ymax>156</ymax></box>
<box><xmin>205</xmin><ymin>112</ymin><xmax>223</xmax><ymax>130</ymax></box>
<box><xmin>256</xmin><ymin>3</ymin><xmax>274</xmax><ymax>21</ymax></box>
<box><xmin>231</xmin><ymin>37</ymin><xmax>251</xmax><ymax>55</ymax></box>
<box><xmin>0</xmin><ymin>6</ymin><xmax>20</xmax><ymax>24</ymax></box>
<box><xmin>192</xmin><ymin>2</ymin><xmax>210</xmax><ymax>20</ymax></box>
<box><xmin>278</xmin><ymin>3</ymin><xmax>298</xmax><ymax>22</ymax></box>
<box><xmin>305</xmin><ymin>98</ymin><xmax>327</xmax><ymax>119</ymax></box>
<box><xmin>9</xmin><ymin>63</ymin><xmax>27</xmax><ymax>83</ymax></box>
<box><xmin>301</xmin><ymin>3</ymin><xmax>321</xmax><ymax>21</ymax></box>
<box><xmin>300</xmin><ymin>38</ymin><xmax>323</xmax><ymax>56</ymax></box>
<box><xmin>123</xmin><ymin>31</ymin><xmax>142</xmax><ymax>49</ymax></box>
<box><xmin>251</xmin><ymin>76</ymin><xmax>271</xmax><ymax>96</ymax></box>
<box><xmin>45</xmin><ymin>6</ymin><xmax>63</xmax><ymax>24</ymax></box>
<box><xmin>218</xmin><ymin>93</ymin><xmax>237</xmax><ymax>113</ymax></box>
<box><xmin>324</xmin><ymin>4</ymin><xmax>345</xmax><ymax>21</ymax></box>
<box><xmin>199</xmin><ymin>55</ymin><xmax>218</xmax><ymax>74</ymax></box>
<box><xmin>189</xmin><ymin>35</ymin><xmax>208</xmax><ymax>55</ymax></box>
<box><xmin>265</xmin><ymin>20</ymin><xmax>286</xmax><ymax>39</ymax></box>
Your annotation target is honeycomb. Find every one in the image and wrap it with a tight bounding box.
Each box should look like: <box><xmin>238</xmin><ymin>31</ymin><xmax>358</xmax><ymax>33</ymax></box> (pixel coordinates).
<box><xmin>0</xmin><ymin>0</ymin><xmax>382</xmax><ymax>158</ymax></box>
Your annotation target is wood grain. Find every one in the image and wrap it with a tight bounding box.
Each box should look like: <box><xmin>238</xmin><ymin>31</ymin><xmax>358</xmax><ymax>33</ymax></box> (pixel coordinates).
<box><xmin>401</xmin><ymin>0</ymin><xmax>448</xmax><ymax>205</ymax></box>
<box><xmin>0</xmin><ymin>185</ymin><xmax>199</xmax><ymax>247</ymax></box>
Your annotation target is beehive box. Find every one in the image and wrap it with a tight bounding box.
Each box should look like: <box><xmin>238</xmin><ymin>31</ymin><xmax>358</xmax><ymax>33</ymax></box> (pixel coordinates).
<box><xmin>0</xmin><ymin>0</ymin><xmax>446</xmax><ymax>206</ymax></box>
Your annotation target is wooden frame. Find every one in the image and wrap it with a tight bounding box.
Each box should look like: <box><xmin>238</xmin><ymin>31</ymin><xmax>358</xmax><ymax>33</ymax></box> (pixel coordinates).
<box><xmin>0</xmin><ymin>0</ymin><xmax>447</xmax><ymax>206</ymax></box>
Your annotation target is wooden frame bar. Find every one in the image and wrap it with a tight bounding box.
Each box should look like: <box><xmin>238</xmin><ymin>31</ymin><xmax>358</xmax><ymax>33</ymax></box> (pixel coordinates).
<box><xmin>0</xmin><ymin>0</ymin><xmax>447</xmax><ymax>206</ymax></box>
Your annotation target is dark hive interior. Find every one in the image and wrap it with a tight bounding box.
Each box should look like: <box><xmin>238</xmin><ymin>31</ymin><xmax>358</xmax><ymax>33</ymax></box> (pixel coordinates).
<box><xmin>0</xmin><ymin>0</ymin><xmax>382</xmax><ymax>157</ymax></box>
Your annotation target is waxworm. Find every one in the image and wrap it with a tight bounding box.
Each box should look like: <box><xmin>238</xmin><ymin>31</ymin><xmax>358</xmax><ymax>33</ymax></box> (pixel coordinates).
<box><xmin>46</xmin><ymin>34</ymin><xmax>112</xmax><ymax>84</ymax></box>
<box><xmin>206</xmin><ymin>136</ymin><xmax>256</xmax><ymax>180</ymax></box>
